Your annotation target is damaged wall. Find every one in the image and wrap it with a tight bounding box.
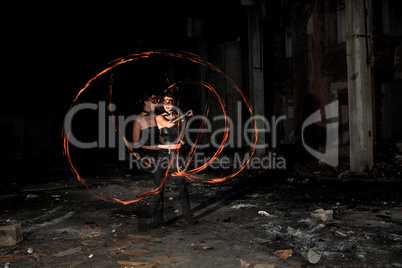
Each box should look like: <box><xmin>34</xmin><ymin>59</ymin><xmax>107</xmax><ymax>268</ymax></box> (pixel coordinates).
<box><xmin>267</xmin><ymin>0</ymin><xmax>401</xmax><ymax>150</ymax></box>
<box><xmin>372</xmin><ymin>0</ymin><xmax>402</xmax><ymax>140</ymax></box>
<box><xmin>268</xmin><ymin>0</ymin><xmax>348</xmax><ymax>146</ymax></box>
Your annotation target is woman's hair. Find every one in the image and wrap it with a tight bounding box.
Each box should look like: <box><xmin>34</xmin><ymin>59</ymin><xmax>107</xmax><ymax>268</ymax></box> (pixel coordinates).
<box><xmin>138</xmin><ymin>94</ymin><xmax>146</xmax><ymax>109</ymax></box>
<box><xmin>162</xmin><ymin>92</ymin><xmax>173</xmax><ymax>100</ymax></box>
<box><xmin>135</xmin><ymin>93</ymin><xmax>155</xmax><ymax>109</ymax></box>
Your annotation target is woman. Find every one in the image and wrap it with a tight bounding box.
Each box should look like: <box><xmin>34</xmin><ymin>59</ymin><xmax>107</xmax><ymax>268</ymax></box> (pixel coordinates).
<box><xmin>132</xmin><ymin>94</ymin><xmax>160</xmax><ymax>165</ymax></box>
<box><xmin>152</xmin><ymin>93</ymin><xmax>194</xmax><ymax>227</ymax></box>
<box><xmin>132</xmin><ymin>94</ymin><xmax>183</xmax><ymax>165</ymax></box>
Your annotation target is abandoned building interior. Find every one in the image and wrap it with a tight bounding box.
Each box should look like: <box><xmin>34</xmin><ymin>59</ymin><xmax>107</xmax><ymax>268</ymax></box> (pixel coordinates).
<box><xmin>1</xmin><ymin>0</ymin><xmax>402</xmax><ymax>267</ymax></box>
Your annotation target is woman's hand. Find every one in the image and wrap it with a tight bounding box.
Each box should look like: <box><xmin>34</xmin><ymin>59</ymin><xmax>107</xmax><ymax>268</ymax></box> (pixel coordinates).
<box><xmin>187</xmin><ymin>110</ymin><xmax>193</xmax><ymax>117</ymax></box>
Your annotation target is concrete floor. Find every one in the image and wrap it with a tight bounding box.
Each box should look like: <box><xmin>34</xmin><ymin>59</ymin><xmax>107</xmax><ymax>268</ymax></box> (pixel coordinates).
<box><xmin>1</xmin><ymin>170</ymin><xmax>402</xmax><ymax>267</ymax></box>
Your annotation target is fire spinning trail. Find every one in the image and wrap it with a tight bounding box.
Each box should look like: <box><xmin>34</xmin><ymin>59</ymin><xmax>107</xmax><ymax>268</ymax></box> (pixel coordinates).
<box><xmin>62</xmin><ymin>50</ymin><xmax>258</xmax><ymax>205</ymax></box>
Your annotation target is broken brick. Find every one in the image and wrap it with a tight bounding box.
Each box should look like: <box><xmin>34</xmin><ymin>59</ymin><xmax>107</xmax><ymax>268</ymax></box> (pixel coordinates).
<box><xmin>310</xmin><ymin>209</ymin><xmax>333</xmax><ymax>222</ymax></box>
<box><xmin>0</xmin><ymin>224</ymin><xmax>23</xmax><ymax>246</ymax></box>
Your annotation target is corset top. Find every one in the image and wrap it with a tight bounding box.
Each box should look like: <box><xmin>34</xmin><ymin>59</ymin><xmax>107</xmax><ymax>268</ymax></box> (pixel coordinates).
<box><xmin>160</xmin><ymin>126</ymin><xmax>179</xmax><ymax>144</ymax></box>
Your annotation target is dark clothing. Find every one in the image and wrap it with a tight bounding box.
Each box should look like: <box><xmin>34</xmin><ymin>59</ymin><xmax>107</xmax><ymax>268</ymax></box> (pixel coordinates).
<box><xmin>135</xmin><ymin>147</ymin><xmax>158</xmax><ymax>162</ymax></box>
<box><xmin>153</xmin><ymin>123</ymin><xmax>192</xmax><ymax>224</ymax></box>
<box><xmin>160</xmin><ymin>126</ymin><xmax>179</xmax><ymax>144</ymax></box>
<box><xmin>139</xmin><ymin>126</ymin><xmax>159</xmax><ymax>146</ymax></box>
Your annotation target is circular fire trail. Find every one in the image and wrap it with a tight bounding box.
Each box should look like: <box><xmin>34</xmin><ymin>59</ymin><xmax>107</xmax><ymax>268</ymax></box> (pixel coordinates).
<box><xmin>62</xmin><ymin>50</ymin><xmax>258</xmax><ymax>205</ymax></box>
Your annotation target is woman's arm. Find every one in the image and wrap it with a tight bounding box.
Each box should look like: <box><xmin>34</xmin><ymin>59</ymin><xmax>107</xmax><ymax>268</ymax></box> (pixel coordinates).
<box><xmin>156</xmin><ymin>114</ymin><xmax>176</xmax><ymax>128</ymax></box>
<box><xmin>158</xmin><ymin>144</ymin><xmax>182</xmax><ymax>149</ymax></box>
<box><xmin>132</xmin><ymin>119</ymin><xmax>141</xmax><ymax>149</ymax></box>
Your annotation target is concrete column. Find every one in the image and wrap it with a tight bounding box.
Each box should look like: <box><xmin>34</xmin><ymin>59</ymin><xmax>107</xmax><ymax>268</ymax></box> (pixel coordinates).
<box><xmin>345</xmin><ymin>0</ymin><xmax>374</xmax><ymax>172</ymax></box>
<box><xmin>247</xmin><ymin>2</ymin><xmax>266</xmax><ymax>156</ymax></box>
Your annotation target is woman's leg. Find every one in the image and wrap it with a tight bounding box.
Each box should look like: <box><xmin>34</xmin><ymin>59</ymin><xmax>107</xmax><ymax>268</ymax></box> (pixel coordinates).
<box><xmin>176</xmin><ymin>176</ymin><xmax>194</xmax><ymax>223</ymax></box>
<box><xmin>152</xmin><ymin>151</ymin><xmax>168</xmax><ymax>226</ymax></box>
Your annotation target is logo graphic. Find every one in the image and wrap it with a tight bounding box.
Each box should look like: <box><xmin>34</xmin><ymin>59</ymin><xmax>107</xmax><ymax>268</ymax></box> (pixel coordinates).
<box><xmin>301</xmin><ymin>101</ymin><xmax>339</xmax><ymax>167</ymax></box>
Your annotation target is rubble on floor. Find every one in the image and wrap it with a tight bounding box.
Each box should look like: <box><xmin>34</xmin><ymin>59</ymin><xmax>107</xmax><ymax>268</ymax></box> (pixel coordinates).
<box><xmin>1</xmin><ymin>165</ymin><xmax>402</xmax><ymax>267</ymax></box>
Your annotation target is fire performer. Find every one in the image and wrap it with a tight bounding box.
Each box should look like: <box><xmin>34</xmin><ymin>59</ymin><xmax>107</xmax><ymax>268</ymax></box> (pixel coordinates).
<box><xmin>132</xmin><ymin>94</ymin><xmax>160</xmax><ymax>165</ymax></box>
<box><xmin>152</xmin><ymin>93</ymin><xmax>195</xmax><ymax>228</ymax></box>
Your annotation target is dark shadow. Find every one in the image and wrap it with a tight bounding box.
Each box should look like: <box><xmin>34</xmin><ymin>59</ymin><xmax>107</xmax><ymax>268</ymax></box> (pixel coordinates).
<box><xmin>164</xmin><ymin>171</ymin><xmax>282</xmax><ymax>225</ymax></box>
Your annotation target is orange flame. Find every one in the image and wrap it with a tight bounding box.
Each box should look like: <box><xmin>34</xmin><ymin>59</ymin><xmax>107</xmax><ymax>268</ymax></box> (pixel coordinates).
<box><xmin>62</xmin><ymin>50</ymin><xmax>258</xmax><ymax>205</ymax></box>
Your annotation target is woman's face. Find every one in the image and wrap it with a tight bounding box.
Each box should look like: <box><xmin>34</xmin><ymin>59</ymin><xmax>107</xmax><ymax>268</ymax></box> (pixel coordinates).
<box><xmin>163</xmin><ymin>97</ymin><xmax>174</xmax><ymax>112</ymax></box>
<box><xmin>144</xmin><ymin>94</ymin><xmax>157</xmax><ymax>109</ymax></box>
